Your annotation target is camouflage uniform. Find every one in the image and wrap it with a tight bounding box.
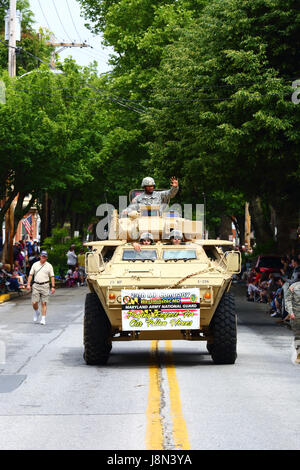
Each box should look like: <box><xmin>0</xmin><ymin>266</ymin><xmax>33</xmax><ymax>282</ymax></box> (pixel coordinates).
<box><xmin>285</xmin><ymin>281</ymin><xmax>300</xmax><ymax>353</ymax></box>
<box><xmin>127</xmin><ymin>185</ymin><xmax>179</xmax><ymax>213</ymax></box>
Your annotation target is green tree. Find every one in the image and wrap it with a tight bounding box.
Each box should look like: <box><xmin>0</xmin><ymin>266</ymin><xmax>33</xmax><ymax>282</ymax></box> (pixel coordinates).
<box><xmin>77</xmin><ymin>0</ymin><xmax>209</xmax><ymax>199</ymax></box>
<box><xmin>0</xmin><ymin>60</ymin><xmax>113</xmax><ymax>241</ymax></box>
<box><xmin>144</xmin><ymin>0</ymin><xmax>300</xmax><ymax>251</ymax></box>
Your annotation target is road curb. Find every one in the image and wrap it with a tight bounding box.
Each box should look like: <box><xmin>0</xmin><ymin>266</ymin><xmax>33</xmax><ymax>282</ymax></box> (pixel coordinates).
<box><xmin>0</xmin><ymin>291</ymin><xmax>30</xmax><ymax>304</ymax></box>
<box><xmin>0</xmin><ymin>293</ymin><xmax>11</xmax><ymax>303</ymax></box>
<box><xmin>0</xmin><ymin>281</ymin><xmax>66</xmax><ymax>305</ymax></box>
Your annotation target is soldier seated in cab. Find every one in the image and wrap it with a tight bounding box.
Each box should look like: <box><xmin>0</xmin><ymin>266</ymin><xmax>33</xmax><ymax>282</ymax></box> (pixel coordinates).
<box><xmin>165</xmin><ymin>230</ymin><xmax>186</xmax><ymax>245</ymax></box>
<box><xmin>133</xmin><ymin>232</ymin><xmax>154</xmax><ymax>252</ymax></box>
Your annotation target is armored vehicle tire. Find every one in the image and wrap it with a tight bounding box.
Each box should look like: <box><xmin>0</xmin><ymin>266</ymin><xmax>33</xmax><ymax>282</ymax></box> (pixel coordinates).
<box><xmin>83</xmin><ymin>292</ymin><xmax>112</xmax><ymax>365</ymax></box>
<box><xmin>209</xmin><ymin>292</ymin><xmax>237</xmax><ymax>365</ymax></box>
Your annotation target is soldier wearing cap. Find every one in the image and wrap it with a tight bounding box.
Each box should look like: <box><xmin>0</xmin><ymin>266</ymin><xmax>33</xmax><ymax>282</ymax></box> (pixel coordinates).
<box><xmin>169</xmin><ymin>229</ymin><xmax>183</xmax><ymax>245</ymax></box>
<box><xmin>164</xmin><ymin>229</ymin><xmax>186</xmax><ymax>245</ymax></box>
<box><xmin>26</xmin><ymin>251</ymin><xmax>55</xmax><ymax>325</ymax></box>
<box><xmin>133</xmin><ymin>232</ymin><xmax>154</xmax><ymax>252</ymax></box>
<box><xmin>285</xmin><ymin>281</ymin><xmax>300</xmax><ymax>364</ymax></box>
<box><xmin>123</xmin><ymin>176</ymin><xmax>179</xmax><ymax>215</ymax></box>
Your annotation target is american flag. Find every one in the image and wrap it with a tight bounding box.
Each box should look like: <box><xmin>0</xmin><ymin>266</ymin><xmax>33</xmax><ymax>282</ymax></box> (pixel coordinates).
<box><xmin>22</xmin><ymin>215</ymin><xmax>32</xmax><ymax>235</ymax></box>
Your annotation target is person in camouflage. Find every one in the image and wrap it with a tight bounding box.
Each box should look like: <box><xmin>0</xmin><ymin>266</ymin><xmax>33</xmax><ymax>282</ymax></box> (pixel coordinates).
<box><xmin>123</xmin><ymin>176</ymin><xmax>179</xmax><ymax>214</ymax></box>
<box><xmin>132</xmin><ymin>232</ymin><xmax>154</xmax><ymax>252</ymax></box>
<box><xmin>285</xmin><ymin>281</ymin><xmax>300</xmax><ymax>364</ymax></box>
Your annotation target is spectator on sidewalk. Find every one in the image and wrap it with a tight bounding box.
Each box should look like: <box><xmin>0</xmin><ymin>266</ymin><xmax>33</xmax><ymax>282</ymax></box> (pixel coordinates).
<box><xmin>0</xmin><ymin>262</ymin><xmax>10</xmax><ymax>271</ymax></box>
<box><xmin>290</xmin><ymin>257</ymin><xmax>300</xmax><ymax>283</ymax></box>
<box><xmin>280</xmin><ymin>256</ymin><xmax>293</xmax><ymax>278</ymax></box>
<box><xmin>73</xmin><ymin>266</ymin><xmax>81</xmax><ymax>286</ymax></box>
<box><xmin>12</xmin><ymin>264</ymin><xmax>26</xmax><ymax>289</ymax></box>
<box><xmin>26</xmin><ymin>239</ymin><xmax>33</xmax><ymax>257</ymax></box>
<box><xmin>257</xmin><ymin>272</ymin><xmax>271</xmax><ymax>303</ymax></box>
<box><xmin>15</xmin><ymin>246</ymin><xmax>25</xmax><ymax>272</ymax></box>
<box><xmin>270</xmin><ymin>277</ymin><xmax>285</xmax><ymax>317</ymax></box>
<box><xmin>266</xmin><ymin>274</ymin><xmax>278</xmax><ymax>303</ymax></box>
<box><xmin>65</xmin><ymin>269</ymin><xmax>77</xmax><ymax>287</ymax></box>
<box><xmin>0</xmin><ymin>263</ymin><xmax>20</xmax><ymax>293</ymax></box>
<box><xmin>28</xmin><ymin>251</ymin><xmax>40</xmax><ymax>271</ymax></box>
<box><xmin>247</xmin><ymin>268</ymin><xmax>262</xmax><ymax>301</ymax></box>
<box><xmin>33</xmin><ymin>240</ymin><xmax>40</xmax><ymax>254</ymax></box>
<box><xmin>66</xmin><ymin>245</ymin><xmax>77</xmax><ymax>272</ymax></box>
<box><xmin>1</xmin><ymin>264</ymin><xmax>21</xmax><ymax>292</ymax></box>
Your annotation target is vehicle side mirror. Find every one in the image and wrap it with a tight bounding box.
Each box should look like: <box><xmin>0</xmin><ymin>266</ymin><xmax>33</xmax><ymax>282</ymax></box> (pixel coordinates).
<box><xmin>225</xmin><ymin>251</ymin><xmax>241</xmax><ymax>273</ymax></box>
<box><xmin>85</xmin><ymin>252</ymin><xmax>104</xmax><ymax>273</ymax></box>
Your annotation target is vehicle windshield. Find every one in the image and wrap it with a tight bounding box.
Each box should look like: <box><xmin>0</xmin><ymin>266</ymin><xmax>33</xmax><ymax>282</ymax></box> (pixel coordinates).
<box><xmin>163</xmin><ymin>249</ymin><xmax>197</xmax><ymax>261</ymax></box>
<box><xmin>122</xmin><ymin>249</ymin><xmax>157</xmax><ymax>261</ymax></box>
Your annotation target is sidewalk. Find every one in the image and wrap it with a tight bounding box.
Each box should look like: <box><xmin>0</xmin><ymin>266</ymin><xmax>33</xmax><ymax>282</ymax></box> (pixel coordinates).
<box><xmin>0</xmin><ymin>290</ymin><xmax>29</xmax><ymax>304</ymax></box>
<box><xmin>0</xmin><ymin>279</ymin><xmax>70</xmax><ymax>305</ymax></box>
<box><xmin>232</xmin><ymin>281</ymin><xmax>292</xmax><ymax>330</ymax></box>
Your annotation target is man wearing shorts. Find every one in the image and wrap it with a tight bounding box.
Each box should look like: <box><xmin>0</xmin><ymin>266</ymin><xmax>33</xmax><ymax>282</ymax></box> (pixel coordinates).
<box><xmin>26</xmin><ymin>251</ymin><xmax>55</xmax><ymax>325</ymax></box>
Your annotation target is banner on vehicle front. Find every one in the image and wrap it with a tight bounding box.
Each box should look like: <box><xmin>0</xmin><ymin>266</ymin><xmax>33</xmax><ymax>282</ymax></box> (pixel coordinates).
<box><xmin>121</xmin><ymin>288</ymin><xmax>200</xmax><ymax>330</ymax></box>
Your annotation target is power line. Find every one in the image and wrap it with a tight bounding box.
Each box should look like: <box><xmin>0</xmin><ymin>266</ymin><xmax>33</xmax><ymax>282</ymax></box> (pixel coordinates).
<box><xmin>35</xmin><ymin>1</ymin><xmax>111</xmax><ymax>67</ymax></box>
<box><xmin>87</xmin><ymin>46</ymin><xmax>109</xmax><ymax>57</ymax></box>
<box><xmin>5</xmin><ymin>81</ymin><xmax>293</xmax><ymax>118</ymax></box>
<box><xmin>5</xmin><ymin>73</ymin><xmax>147</xmax><ymax>114</ymax></box>
<box><xmin>65</xmin><ymin>0</ymin><xmax>82</xmax><ymax>42</ymax></box>
<box><xmin>1</xmin><ymin>42</ymin><xmax>293</xmax><ymax>111</ymax></box>
<box><xmin>86</xmin><ymin>83</ymin><xmax>146</xmax><ymax>114</ymax></box>
<box><xmin>1</xmin><ymin>34</ymin><xmax>294</xmax><ymax>89</ymax></box>
<box><xmin>37</xmin><ymin>0</ymin><xmax>52</xmax><ymax>32</ymax></box>
<box><xmin>7</xmin><ymin>71</ymin><xmax>292</xmax><ymax>102</ymax></box>
<box><xmin>0</xmin><ymin>39</ymin><xmax>294</xmax><ymax>100</ymax></box>
<box><xmin>11</xmin><ymin>87</ymin><xmax>146</xmax><ymax>114</ymax></box>
<box><xmin>89</xmin><ymin>47</ymin><xmax>112</xmax><ymax>60</ymax></box>
<box><xmin>74</xmin><ymin>47</ymin><xmax>109</xmax><ymax>64</ymax></box>
<box><xmin>0</xmin><ymin>38</ymin><xmax>50</xmax><ymax>65</ymax></box>
<box><xmin>51</xmin><ymin>0</ymin><xmax>73</xmax><ymax>42</ymax></box>
<box><xmin>154</xmin><ymin>78</ymin><xmax>296</xmax><ymax>90</ymax></box>
<box><xmin>37</xmin><ymin>0</ymin><xmax>65</xmax><ymax>42</ymax></box>
<box><xmin>0</xmin><ymin>36</ymin><xmax>112</xmax><ymax>74</ymax></box>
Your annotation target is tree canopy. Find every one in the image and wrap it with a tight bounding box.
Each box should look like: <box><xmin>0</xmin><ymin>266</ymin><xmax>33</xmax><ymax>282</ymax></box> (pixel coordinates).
<box><xmin>0</xmin><ymin>0</ymin><xmax>299</xmax><ymax>253</ymax></box>
<box><xmin>77</xmin><ymin>0</ymin><xmax>300</xmax><ymax>251</ymax></box>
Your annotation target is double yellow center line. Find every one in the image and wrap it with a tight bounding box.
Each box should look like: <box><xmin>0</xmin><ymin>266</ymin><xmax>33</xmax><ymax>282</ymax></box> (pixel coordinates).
<box><xmin>146</xmin><ymin>340</ymin><xmax>190</xmax><ymax>450</ymax></box>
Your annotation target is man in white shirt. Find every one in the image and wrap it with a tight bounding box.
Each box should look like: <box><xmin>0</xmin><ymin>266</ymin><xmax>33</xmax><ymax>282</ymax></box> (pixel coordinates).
<box><xmin>26</xmin><ymin>251</ymin><xmax>55</xmax><ymax>325</ymax></box>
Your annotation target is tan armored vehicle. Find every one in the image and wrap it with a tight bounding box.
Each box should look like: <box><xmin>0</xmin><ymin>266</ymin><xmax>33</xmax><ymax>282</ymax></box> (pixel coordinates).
<box><xmin>83</xmin><ymin>191</ymin><xmax>241</xmax><ymax>365</ymax></box>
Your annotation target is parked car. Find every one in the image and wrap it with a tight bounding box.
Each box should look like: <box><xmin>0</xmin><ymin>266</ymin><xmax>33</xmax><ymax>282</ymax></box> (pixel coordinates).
<box><xmin>255</xmin><ymin>255</ymin><xmax>283</xmax><ymax>275</ymax></box>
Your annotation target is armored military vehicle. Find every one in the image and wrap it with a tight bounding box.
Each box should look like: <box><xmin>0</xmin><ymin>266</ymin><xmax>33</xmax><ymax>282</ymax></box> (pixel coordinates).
<box><xmin>83</xmin><ymin>190</ymin><xmax>240</xmax><ymax>365</ymax></box>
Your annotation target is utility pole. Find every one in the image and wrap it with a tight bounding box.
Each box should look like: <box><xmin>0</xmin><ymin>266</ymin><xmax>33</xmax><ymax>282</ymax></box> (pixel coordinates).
<box><xmin>8</xmin><ymin>0</ymin><xmax>17</xmax><ymax>78</ymax></box>
<box><xmin>3</xmin><ymin>0</ymin><xmax>17</xmax><ymax>266</ymax></box>
<box><xmin>49</xmin><ymin>41</ymin><xmax>90</xmax><ymax>70</ymax></box>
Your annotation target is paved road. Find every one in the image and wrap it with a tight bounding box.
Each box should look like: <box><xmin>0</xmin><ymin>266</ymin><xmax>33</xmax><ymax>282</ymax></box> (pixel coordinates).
<box><xmin>0</xmin><ymin>284</ymin><xmax>299</xmax><ymax>450</ymax></box>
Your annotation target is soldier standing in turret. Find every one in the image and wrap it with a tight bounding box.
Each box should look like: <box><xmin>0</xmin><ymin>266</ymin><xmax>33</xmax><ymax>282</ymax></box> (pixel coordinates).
<box><xmin>123</xmin><ymin>176</ymin><xmax>179</xmax><ymax>215</ymax></box>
